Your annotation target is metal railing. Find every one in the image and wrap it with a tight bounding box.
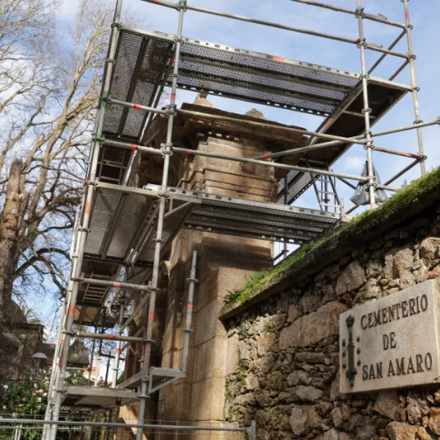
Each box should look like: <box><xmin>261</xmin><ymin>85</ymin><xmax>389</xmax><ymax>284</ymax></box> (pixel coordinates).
<box><xmin>1</xmin><ymin>419</ymin><xmax>257</xmax><ymax>440</ymax></box>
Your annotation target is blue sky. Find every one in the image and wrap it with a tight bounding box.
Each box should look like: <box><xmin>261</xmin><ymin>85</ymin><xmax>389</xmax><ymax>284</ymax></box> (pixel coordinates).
<box><xmin>61</xmin><ymin>0</ymin><xmax>440</xmax><ymax>210</ymax></box>
<box><xmin>35</xmin><ymin>0</ymin><xmax>438</xmax><ymax>326</ymax></box>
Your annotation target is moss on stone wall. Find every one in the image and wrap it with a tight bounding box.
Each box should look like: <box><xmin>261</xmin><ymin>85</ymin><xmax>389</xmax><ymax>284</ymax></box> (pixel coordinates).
<box><xmin>224</xmin><ymin>167</ymin><xmax>440</xmax><ymax>309</ymax></box>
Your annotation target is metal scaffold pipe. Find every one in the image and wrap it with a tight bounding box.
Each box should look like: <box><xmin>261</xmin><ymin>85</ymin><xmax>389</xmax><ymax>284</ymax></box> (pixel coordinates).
<box><xmin>45</xmin><ymin>2</ymin><xmax>124</xmax><ymax>439</ymax></box>
<box><xmin>102</xmin><ymin>139</ymin><xmax>165</xmax><ymax>156</ymax></box>
<box><xmin>0</xmin><ymin>419</ymin><xmax>254</xmax><ymax>434</ymax></box>
<box><xmin>136</xmin><ymin>2</ymin><xmax>187</xmax><ymax>439</ymax></box>
<box><xmin>118</xmin><ymin>294</ymin><xmax>151</xmax><ymax>335</ymax></box>
<box><xmin>254</xmin><ymin>139</ymin><xmax>421</xmax><ymax>161</ymax></box>
<box><xmin>77</xmin><ymin>277</ymin><xmax>152</xmax><ymax>291</ymax></box>
<box><xmin>389</xmin><ymin>59</ymin><xmax>410</xmax><ymax>82</ymax></box>
<box><xmin>176</xmin><ymin>108</ymin><xmax>368</xmax><ymax>145</ymax></box>
<box><xmin>76</xmin><ymin>331</ymin><xmax>143</xmax><ymax>344</ymax></box>
<box><xmin>181</xmin><ymin>251</ymin><xmax>197</xmax><ymax>373</ymax></box>
<box><xmin>172</xmin><ymin>145</ymin><xmax>368</xmax><ymax>182</ymax></box>
<box><xmin>142</xmin><ymin>0</ymin><xmax>405</xmax><ymax>54</ymax></box>
<box><xmin>112</xmin><ymin>307</ymin><xmax>125</xmax><ymax>388</ymax></box>
<box><xmin>402</xmin><ymin>0</ymin><xmax>425</xmax><ymax>175</ymax></box>
<box><xmin>368</xmin><ymin>29</ymin><xmax>406</xmax><ymax>75</ymax></box>
<box><xmin>384</xmin><ymin>158</ymin><xmax>422</xmax><ymax>187</ymax></box>
<box><xmin>108</xmin><ymin>98</ymin><xmax>170</xmax><ymax>116</ymax></box>
<box><xmin>372</xmin><ymin>118</ymin><xmax>439</xmax><ymax>138</ymax></box>
<box><xmin>143</xmin><ymin>0</ymin><xmax>357</xmax><ymax>44</ymax></box>
<box><xmin>356</xmin><ymin>1</ymin><xmax>376</xmax><ymax>209</ymax></box>
<box><xmin>289</xmin><ymin>0</ymin><xmax>406</xmax><ymax>29</ymax></box>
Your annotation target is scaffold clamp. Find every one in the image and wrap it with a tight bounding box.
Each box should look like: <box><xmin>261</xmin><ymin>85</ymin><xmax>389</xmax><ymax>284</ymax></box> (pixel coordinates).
<box><xmin>160</xmin><ymin>143</ymin><xmax>174</xmax><ymax>156</ymax></box>
<box><xmin>186</xmin><ymin>277</ymin><xmax>199</xmax><ymax>283</ymax></box>
<box><xmin>178</xmin><ymin>0</ymin><xmax>188</xmax><ymax>12</ymax></box>
<box><xmin>165</xmin><ymin>104</ymin><xmax>177</xmax><ymax>115</ymax></box>
<box><xmin>354</xmin><ymin>7</ymin><xmax>365</xmax><ymax>18</ymax></box>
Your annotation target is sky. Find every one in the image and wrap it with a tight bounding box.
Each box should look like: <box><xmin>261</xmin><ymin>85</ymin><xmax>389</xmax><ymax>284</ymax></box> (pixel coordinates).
<box><xmin>43</xmin><ymin>0</ymin><xmax>440</xmax><ymax>372</ymax></box>
<box><xmin>59</xmin><ymin>0</ymin><xmax>440</xmax><ymax>209</ymax></box>
<box><xmin>47</xmin><ymin>0</ymin><xmax>440</xmax><ymax>312</ymax></box>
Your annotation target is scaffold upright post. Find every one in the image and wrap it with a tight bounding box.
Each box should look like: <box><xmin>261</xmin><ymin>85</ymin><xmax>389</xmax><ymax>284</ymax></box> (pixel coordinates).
<box><xmin>112</xmin><ymin>306</ymin><xmax>125</xmax><ymax>388</ymax></box>
<box><xmin>142</xmin><ymin>0</ymin><xmax>187</xmax><ymax>376</ymax></box>
<box><xmin>182</xmin><ymin>251</ymin><xmax>198</xmax><ymax>373</ymax></box>
<box><xmin>136</xmin><ymin>306</ymin><xmax>150</xmax><ymax>440</ymax></box>
<box><xmin>402</xmin><ymin>0</ymin><xmax>425</xmax><ymax>175</ymax></box>
<box><xmin>135</xmin><ymin>2</ymin><xmax>187</xmax><ymax>430</ymax></box>
<box><xmin>46</xmin><ymin>1</ymin><xmax>124</xmax><ymax>438</ymax></box>
<box><xmin>356</xmin><ymin>0</ymin><xmax>376</xmax><ymax>209</ymax></box>
<box><xmin>42</xmin><ymin>298</ymin><xmax>67</xmax><ymax>439</ymax></box>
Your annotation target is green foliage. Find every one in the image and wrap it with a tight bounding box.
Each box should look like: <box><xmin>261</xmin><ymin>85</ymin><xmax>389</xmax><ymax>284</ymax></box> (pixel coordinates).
<box><xmin>0</xmin><ymin>369</ymin><xmax>49</xmax><ymax>439</ymax></box>
<box><xmin>224</xmin><ymin>167</ymin><xmax>440</xmax><ymax>306</ymax></box>
<box><xmin>227</xmin><ymin>406</ymin><xmax>236</xmax><ymax>421</ymax></box>
<box><xmin>274</xmin><ymin>372</ymin><xmax>286</xmax><ymax>391</ymax></box>
<box><xmin>264</xmin><ymin>320</ymin><xmax>274</xmax><ymax>332</ymax></box>
<box><xmin>236</xmin><ymin>369</ymin><xmax>246</xmax><ymax>388</ymax></box>
<box><xmin>66</xmin><ymin>370</ymin><xmax>88</xmax><ymax>387</ymax></box>
<box><xmin>224</xmin><ymin>239</ymin><xmax>320</xmax><ymax>305</ymax></box>
<box><xmin>0</xmin><ymin>369</ymin><xmax>49</xmax><ymax>417</ymax></box>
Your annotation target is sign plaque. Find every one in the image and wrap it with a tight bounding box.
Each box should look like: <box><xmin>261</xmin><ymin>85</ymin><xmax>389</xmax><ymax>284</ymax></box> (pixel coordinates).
<box><xmin>340</xmin><ymin>279</ymin><xmax>440</xmax><ymax>393</ymax></box>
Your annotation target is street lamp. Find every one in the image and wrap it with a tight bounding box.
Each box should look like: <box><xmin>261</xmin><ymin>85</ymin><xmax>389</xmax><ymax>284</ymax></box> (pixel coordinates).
<box><xmin>32</xmin><ymin>352</ymin><xmax>48</xmax><ymax>373</ymax></box>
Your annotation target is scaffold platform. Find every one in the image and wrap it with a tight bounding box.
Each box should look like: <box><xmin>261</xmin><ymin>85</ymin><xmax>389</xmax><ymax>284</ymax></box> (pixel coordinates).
<box><xmin>62</xmin><ymin>386</ymin><xmax>138</xmax><ymax>409</ymax></box>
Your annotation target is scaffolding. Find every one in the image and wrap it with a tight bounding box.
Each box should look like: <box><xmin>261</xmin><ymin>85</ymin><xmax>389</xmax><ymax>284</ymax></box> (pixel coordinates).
<box><xmin>36</xmin><ymin>0</ymin><xmax>437</xmax><ymax>438</ymax></box>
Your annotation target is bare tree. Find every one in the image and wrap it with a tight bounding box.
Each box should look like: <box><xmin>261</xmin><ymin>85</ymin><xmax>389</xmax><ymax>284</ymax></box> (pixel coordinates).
<box><xmin>0</xmin><ymin>0</ymin><xmax>116</xmax><ymax>321</ymax></box>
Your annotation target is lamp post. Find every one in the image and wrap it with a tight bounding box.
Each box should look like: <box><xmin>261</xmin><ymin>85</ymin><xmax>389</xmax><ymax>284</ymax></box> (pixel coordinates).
<box><xmin>32</xmin><ymin>352</ymin><xmax>48</xmax><ymax>374</ymax></box>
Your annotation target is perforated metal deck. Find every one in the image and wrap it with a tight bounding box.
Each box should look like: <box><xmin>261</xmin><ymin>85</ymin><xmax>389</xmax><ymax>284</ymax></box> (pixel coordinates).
<box><xmin>102</xmin><ymin>26</ymin><xmax>409</xmax><ymax>206</ymax></box>
<box><xmin>103</xmin><ymin>27</ymin><xmax>362</xmax><ymax>143</ymax></box>
<box><xmin>85</xmin><ymin>183</ymin><xmax>339</xmax><ymax>250</ymax></box>
<box><xmin>117</xmin><ymin>367</ymin><xmax>185</xmax><ymax>394</ymax></box>
<box><xmin>278</xmin><ymin>77</ymin><xmax>410</xmax><ymax>203</ymax></box>
<box><xmin>62</xmin><ymin>386</ymin><xmax>138</xmax><ymax>409</ymax></box>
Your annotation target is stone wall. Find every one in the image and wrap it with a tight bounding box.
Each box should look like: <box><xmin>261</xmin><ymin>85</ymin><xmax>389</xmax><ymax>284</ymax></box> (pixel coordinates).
<box><xmin>223</xmin><ymin>200</ymin><xmax>440</xmax><ymax>439</ymax></box>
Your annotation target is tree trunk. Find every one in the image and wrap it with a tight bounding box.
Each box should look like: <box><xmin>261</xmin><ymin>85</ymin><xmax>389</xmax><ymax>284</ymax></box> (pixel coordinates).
<box><xmin>0</xmin><ymin>159</ymin><xmax>26</xmax><ymax>321</ymax></box>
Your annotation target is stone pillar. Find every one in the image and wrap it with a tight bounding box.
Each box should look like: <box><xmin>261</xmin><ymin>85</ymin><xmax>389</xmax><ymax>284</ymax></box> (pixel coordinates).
<box><xmin>157</xmin><ymin>129</ymin><xmax>275</xmax><ymax>437</ymax></box>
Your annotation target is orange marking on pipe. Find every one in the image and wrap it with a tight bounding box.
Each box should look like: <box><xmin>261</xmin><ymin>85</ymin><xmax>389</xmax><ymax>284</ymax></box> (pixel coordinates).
<box><xmin>69</xmin><ymin>306</ymin><xmax>76</xmax><ymax>315</ymax></box>
<box><xmin>149</xmin><ymin>313</ymin><xmax>154</xmax><ymax>322</ymax></box>
<box><xmin>405</xmin><ymin>13</ymin><xmax>409</xmax><ymax>19</ymax></box>
<box><xmin>130</xmin><ymin>144</ymin><xmax>138</xmax><ymax>151</ymax></box>
<box><xmin>84</xmin><ymin>202</ymin><xmax>91</xmax><ymax>214</ymax></box>
<box><xmin>187</xmin><ymin>303</ymin><xmax>193</xmax><ymax>310</ymax></box>
<box><xmin>113</xmin><ymin>282</ymin><xmax>122</xmax><ymax>288</ymax></box>
<box><xmin>263</xmin><ymin>153</ymin><xmax>271</xmax><ymax>159</ymax></box>
<box><xmin>272</xmin><ymin>56</ymin><xmax>285</xmax><ymax>62</ymax></box>
<box><xmin>107</xmin><ymin>335</ymin><xmax>116</xmax><ymax>340</ymax></box>
<box><xmin>133</xmin><ymin>104</ymin><xmax>142</xmax><ymax>110</ymax></box>
<box><xmin>171</xmin><ymin>93</ymin><xmax>176</xmax><ymax>100</ymax></box>
<box><xmin>116</xmin><ymin>349</ymin><xmax>121</xmax><ymax>355</ymax></box>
